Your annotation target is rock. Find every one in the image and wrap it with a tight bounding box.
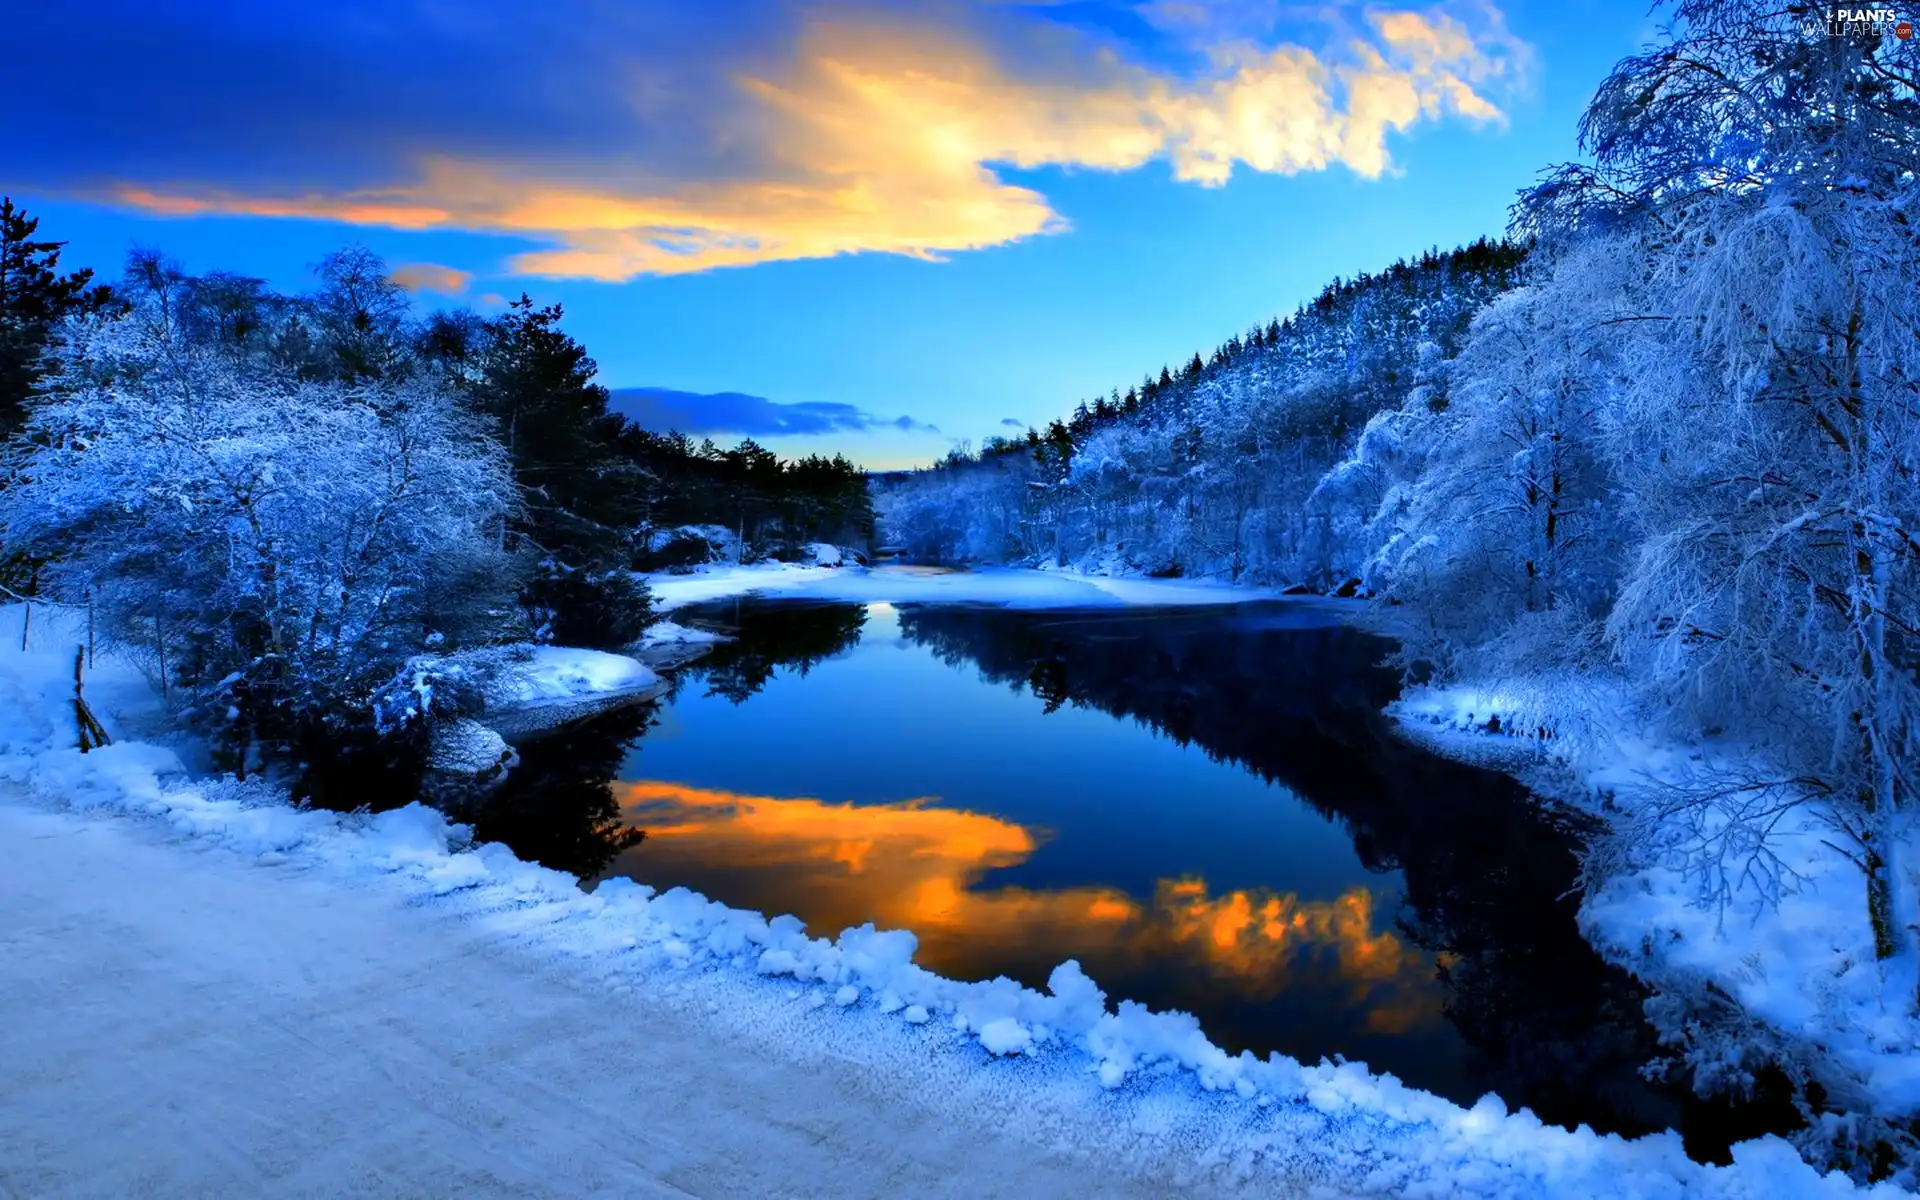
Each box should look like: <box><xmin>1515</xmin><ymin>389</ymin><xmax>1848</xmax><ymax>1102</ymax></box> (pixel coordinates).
<box><xmin>421</xmin><ymin>717</ymin><xmax>517</xmax><ymax>810</ymax></box>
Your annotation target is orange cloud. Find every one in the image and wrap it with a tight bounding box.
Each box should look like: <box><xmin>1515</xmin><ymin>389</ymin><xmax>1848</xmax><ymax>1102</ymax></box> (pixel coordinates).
<box><xmin>613</xmin><ymin>779</ymin><xmax>1441</xmax><ymax>1028</ymax></box>
<box><xmin>103</xmin><ymin>5</ymin><xmax>1530</xmax><ymax>281</ymax></box>
<box><xmin>389</xmin><ymin>261</ymin><xmax>473</xmax><ymax>295</ymax></box>
<box><xmin>113</xmin><ymin>185</ymin><xmax>449</xmax><ymax>230</ymax></box>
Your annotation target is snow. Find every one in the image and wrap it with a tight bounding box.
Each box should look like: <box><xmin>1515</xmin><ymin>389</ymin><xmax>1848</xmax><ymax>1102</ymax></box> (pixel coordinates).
<box><xmin>643</xmin><ymin>563</ymin><xmax>1270</xmax><ymax>613</ymax></box>
<box><xmin>639</xmin><ymin>619</ymin><xmax>727</xmax><ymax>650</ymax></box>
<box><xmin>1391</xmin><ymin>685</ymin><xmax>1540</xmax><ymax>738</ymax></box>
<box><xmin>1393</xmin><ymin>681</ymin><xmax>1920</xmax><ymax>1139</ymax></box>
<box><xmin>0</xmin><ymin>801</ymin><xmax>1195</xmax><ymax>1200</ymax></box>
<box><xmin>480</xmin><ymin>645</ymin><xmax>661</xmax><ymax>710</ymax></box>
<box><xmin>643</xmin><ymin>522</ymin><xmax>738</xmax><ymax>555</ymax></box>
<box><xmin>0</xmin><ymin>602</ymin><xmax>1898</xmax><ymax>1196</ymax></box>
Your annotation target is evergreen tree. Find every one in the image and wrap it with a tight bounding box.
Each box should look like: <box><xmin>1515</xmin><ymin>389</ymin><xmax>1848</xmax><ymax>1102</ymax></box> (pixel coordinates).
<box><xmin>0</xmin><ymin>198</ymin><xmax>117</xmax><ymax>437</ymax></box>
<box><xmin>473</xmin><ymin>295</ymin><xmax>650</xmax><ymax>648</ymax></box>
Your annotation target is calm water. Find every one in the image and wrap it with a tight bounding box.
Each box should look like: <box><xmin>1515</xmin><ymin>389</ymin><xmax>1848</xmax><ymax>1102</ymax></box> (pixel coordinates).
<box><xmin>469</xmin><ymin>593</ymin><xmax>1797</xmax><ymax>1158</ymax></box>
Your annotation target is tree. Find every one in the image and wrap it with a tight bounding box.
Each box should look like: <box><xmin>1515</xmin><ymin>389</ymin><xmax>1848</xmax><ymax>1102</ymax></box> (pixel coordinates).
<box><xmin>416</xmin><ymin>308</ymin><xmax>488</xmax><ymax>387</ymax></box>
<box><xmin>1373</xmin><ymin>246</ymin><xmax>1626</xmax><ymax>671</ymax></box>
<box><xmin>308</xmin><ymin>245</ymin><xmax>410</xmax><ymax>382</ymax></box>
<box><xmin>1519</xmin><ymin>0</ymin><xmax>1920</xmax><ymax>973</ymax></box>
<box><xmin>0</xmin><ymin>199</ymin><xmax>117</xmax><ymax>437</ymax></box>
<box><xmin>472</xmin><ymin>295</ymin><xmax>651</xmax><ymax>647</ymax></box>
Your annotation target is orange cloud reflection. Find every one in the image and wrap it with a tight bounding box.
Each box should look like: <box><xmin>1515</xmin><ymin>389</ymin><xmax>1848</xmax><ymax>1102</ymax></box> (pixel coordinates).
<box><xmin>613</xmin><ymin>780</ymin><xmax>1441</xmax><ymax>1033</ymax></box>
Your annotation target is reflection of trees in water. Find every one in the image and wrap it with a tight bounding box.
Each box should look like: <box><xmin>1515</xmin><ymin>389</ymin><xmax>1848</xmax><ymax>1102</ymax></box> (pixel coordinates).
<box><xmin>895</xmin><ymin>604</ymin><xmax>1685</xmax><ymax>1140</ymax></box>
<box><xmin>467</xmin><ymin>701</ymin><xmax>656</xmax><ymax>878</ymax></box>
<box><xmin>679</xmin><ymin>600</ymin><xmax>867</xmax><ymax>704</ymax></box>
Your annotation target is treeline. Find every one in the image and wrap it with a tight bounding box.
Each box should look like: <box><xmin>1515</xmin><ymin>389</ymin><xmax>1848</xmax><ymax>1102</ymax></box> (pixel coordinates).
<box><xmin>0</xmin><ymin>213</ymin><xmax>871</xmax><ymax>804</ymax></box>
<box><xmin>877</xmin><ymin>236</ymin><xmax>1529</xmax><ymax>580</ymax></box>
<box><xmin>620</xmin><ymin>431</ymin><xmax>872</xmax><ymax>565</ymax></box>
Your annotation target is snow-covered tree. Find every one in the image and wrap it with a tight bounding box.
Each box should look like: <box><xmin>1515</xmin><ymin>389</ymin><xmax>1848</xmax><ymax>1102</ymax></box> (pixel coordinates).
<box><xmin>1371</xmin><ymin>240</ymin><xmax>1634</xmax><ymax>676</ymax></box>
<box><xmin>1516</xmin><ymin>0</ymin><xmax>1920</xmax><ymax>970</ymax></box>
<box><xmin>0</xmin><ymin>293</ymin><xmax>523</xmax><ymax>797</ymax></box>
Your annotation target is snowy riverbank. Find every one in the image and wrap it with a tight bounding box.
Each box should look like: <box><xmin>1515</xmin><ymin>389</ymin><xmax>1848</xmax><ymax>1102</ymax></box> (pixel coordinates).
<box><xmin>1392</xmin><ymin>682</ymin><xmax>1920</xmax><ymax>1175</ymax></box>
<box><xmin>0</xmin><ymin>603</ymin><xmax>1897</xmax><ymax>1196</ymax></box>
<box><xmin>642</xmin><ymin>560</ymin><xmax>1295</xmax><ymax>612</ymax></box>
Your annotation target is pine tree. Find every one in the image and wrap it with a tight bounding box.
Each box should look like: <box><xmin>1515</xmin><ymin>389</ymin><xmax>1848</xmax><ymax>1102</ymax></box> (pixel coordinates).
<box><xmin>474</xmin><ymin>295</ymin><xmax>650</xmax><ymax>647</ymax></box>
<box><xmin>0</xmin><ymin>199</ymin><xmax>117</xmax><ymax>437</ymax></box>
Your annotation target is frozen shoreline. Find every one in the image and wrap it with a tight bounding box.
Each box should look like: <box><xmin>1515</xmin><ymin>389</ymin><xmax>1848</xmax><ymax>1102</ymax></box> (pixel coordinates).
<box><xmin>1391</xmin><ymin>682</ymin><xmax>1920</xmax><ymax>1175</ymax></box>
<box><xmin>641</xmin><ymin>561</ymin><xmax>1296</xmax><ymax>612</ymax></box>
<box><xmin>0</xmin><ymin>797</ymin><xmax>1200</xmax><ymax>1199</ymax></box>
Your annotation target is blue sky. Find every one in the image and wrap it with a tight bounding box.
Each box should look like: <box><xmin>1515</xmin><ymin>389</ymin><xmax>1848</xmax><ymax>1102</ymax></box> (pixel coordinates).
<box><xmin>11</xmin><ymin>0</ymin><xmax>1658</xmax><ymax>468</ymax></box>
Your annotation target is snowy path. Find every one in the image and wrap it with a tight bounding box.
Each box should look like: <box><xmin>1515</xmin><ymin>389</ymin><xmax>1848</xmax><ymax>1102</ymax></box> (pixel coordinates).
<box><xmin>0</xmin><ymin>799</ymin><xmax>1190</xmax><ymax>1199</ymax></box>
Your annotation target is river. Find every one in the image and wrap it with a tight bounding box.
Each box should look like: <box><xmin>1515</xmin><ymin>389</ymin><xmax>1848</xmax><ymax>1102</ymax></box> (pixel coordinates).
<box><xmin>468</xmin><ymin>593</ymin><xmax>1796</xmax><ymax>1161</ymax></box>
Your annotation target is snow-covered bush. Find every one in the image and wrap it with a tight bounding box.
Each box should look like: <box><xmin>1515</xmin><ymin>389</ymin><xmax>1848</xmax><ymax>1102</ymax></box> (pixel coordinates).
<box><xmin>633</xmin><ymin>523</ymin><xmax>737</xmax><ymax>571</ymax></box>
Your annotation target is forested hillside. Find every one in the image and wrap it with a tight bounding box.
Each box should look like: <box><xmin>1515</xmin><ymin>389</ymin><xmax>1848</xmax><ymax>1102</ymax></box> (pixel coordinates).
<box><xmin>875</xmin><ymin>237</ymin><xmax>1527</xmax><ymax>586</ymax></box>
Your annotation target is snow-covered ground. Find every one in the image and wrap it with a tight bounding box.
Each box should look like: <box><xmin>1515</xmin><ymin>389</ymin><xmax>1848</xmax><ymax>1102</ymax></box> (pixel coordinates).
<box><xmin>1392</xmin><ymin>682</ymin><xmax>1920</xmax><ymax>1167</ymax></box>
<box><xmin>0</xmin><ymin>800</ymin><xmax>1190</xmax><ymax>1200</ymax></box>
<box><xmin>380</xmin><ymin>642</ymin><xmax>665</xmax><ymax>741</ymax></box>
<box><xmin>0</xmin><ymin>602</ymin><xmax>1898</xmax><ymax>1196</ymax></box>
<box><xmin>643</xmin><ymin>562</ymin><xmax>1275</xmax><ymax>612</ymax></box>
<box><xmin>639</xmin><ymin>619</ymin><xmax>727</xmax><ymax>651</ymax></box>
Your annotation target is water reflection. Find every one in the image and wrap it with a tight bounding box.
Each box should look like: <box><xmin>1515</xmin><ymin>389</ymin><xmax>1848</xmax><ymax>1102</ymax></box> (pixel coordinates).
<box><xmin>474</xmin><ymin>595</ymin><xmax>1754</xmax><ymax>1149</ymax></box>
<box><xmin>891</xmin><ymin>604</ymin><xmax>1674</xmax><ymax>1131</ymax></box>
<box><xmin>614</xmin><ymin>778</ymin><xmax>1438</xmax><ymax>1035</ymax></box>
<box><xmin>684</xmin><ymin>599</ymin><xmax>867</xmax><ymax>704</ymax></box>
<box><xmin>467</xmin><ymin>702</ymin><xmax>654</xmax><ymax>877</ymax></box>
